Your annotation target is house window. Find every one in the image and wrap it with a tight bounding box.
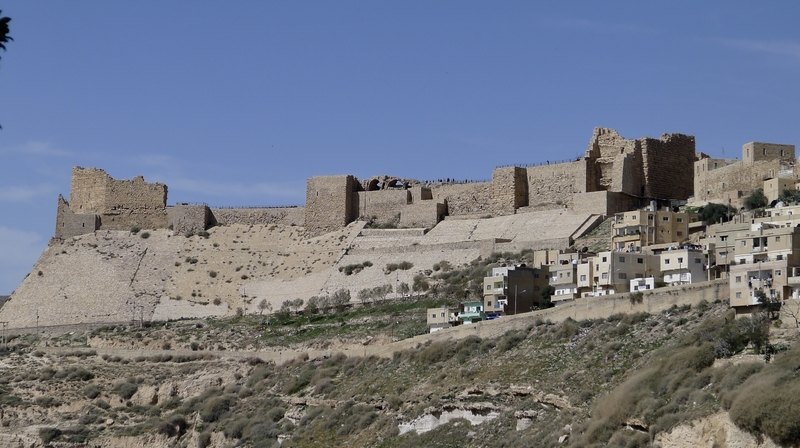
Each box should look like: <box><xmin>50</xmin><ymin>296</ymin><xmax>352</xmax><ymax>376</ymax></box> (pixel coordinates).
<box><xmin>487</xmin><ymin>301</ymin><xmax>492</xmax><ymax>307</ymax></box>
<box><xmin>695</xmin><ymin>259</ymin><xmax>701</xmax><ymax>263</ymax></box>
<box><xmin>648</xmin><ymin>214</ymin><xmax>653</xmax><ymax>220</ymax></box>
<box><xmin>735</xmin><ymin>276</ymin><xmax>741</xmax><ymax>283</ymax></box>
<box><xmin>440</xmin><ymin>312</ymin><xmax>445</xmax><ymax>318</ymax></box>
<box><xmin>665</xmin><ymin>259</ymin><xmax>670</xmax><ymax>265</ymax></box>
<box><xmin>618</xmin><ymin>273</ymin><xmax>627</xmax><ymax>279</ymax></box>
<box><xmin>678</xmin><ymin>257</ymin><xmax>684</xmax><ymax>264</ymax></box>
<box><xmin>633</xmin><ymin>215</ymin><xmax>637</xmax><ymax>220</ymax></box>
<box><xmin>662</xmin><ymin>216</ymin><xmax>669</xmax><ymax>221</ymax></box>
<box><xmin>677</xmin><ymin>231</ymin><xmax>683</xmax><ymax>237</ymax></box>
<box><xmin>619</xmin><ymin>256</ymin><xmax>625</xmax><ymax>263</ymax></box>
<box><xmin>776</xmin><ymin>270</ymin><xmax>782</xmax><ymax>276</ymax></box>
<box><xmin>602</xmin><ymin>256</ymin><xmax>607</xmax><ymax>262</ymax></box>
<box><xmin>777</xmin><ymin>255</ymin><xmax>784</xmax><ymax>260</ymax></box>
<box><xmin>431</xmin><ymin>314</ymin><xmax>436</xmax><ymax>318</ymax></box>
<box><xmin>567</xmin><ymin>272</ymin><xmax>571</xmax><ymax>277</ymax></box>
<box><xmin>580</xmin><ymin>275</ymin><xmax>586</xmax><ymax>281</ymax></box>
<box><xmin>637</xmin><ymin>258</ymin><xmax>644</xmax><ymax>264</ymax></box>
<box><xmin>677</xmin><ymin>217</ymin><xmax>683</xmax><ymax>223</ymax></box>
<box><xmin>776</xmin><ymin>236</ymin><xmax>781</xmax><ymax>242</ymax></box>
<box><xmin>534</xmin><ymin>286</ymin><xmax>540</xmax><ymax>291</ymax></box>
<box><xmin>486</xmin><ymin>285</ymin><xmax>491</xmax><ymax>291</ymax></box>
<box><xmin>534</xmin><ymin>273</ymin><xmax>540</xmax><ymax>278</ymax></box>
<box><xmin>559</xmin><ymin>272</ymin><xmax>563</xmax><ymax>278</ymax></box>
<box><xmin>736</xmin><ymin>292</ymin><xmax>742</xmax><ymax>298</ymax></box>
<box><xmin>601</xmin><ymin>272</ymin><xmax>608</xmax><ymax>279</ymax></box>
<box><xmin>741</xmin><ymin>241</ymin><xmax>746</xmax><ymax>246</ymax></box>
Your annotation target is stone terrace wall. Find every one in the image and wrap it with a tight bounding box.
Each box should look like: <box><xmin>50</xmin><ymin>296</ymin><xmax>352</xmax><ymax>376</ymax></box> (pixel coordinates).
<box><xmin>572</xmin><ymin>191</ymin><xmax>644</xmax><ymax>216</ymax></box>
<box><xmin>210</xmin><ymin>207</ymin><xmax>304</xmax><ymax>227</ymax></box>
<box><xmin>399</xmin><ymin>202</ymin><xmax>445</xmax><ymax>229</ymax></box>
<box><xmin>641</xmin><ymin>133</ymin><xmax>696</xmax><ymax>200</ymax></box>
<box><xmin>305</xmin><ymin>175</ymin><xmax>357</xmax><ymax>236</ymax></box>
<box><xmin>432</xmin><ymin>182</ymin><xmax>493</xmax><ymax>216</ymax></box>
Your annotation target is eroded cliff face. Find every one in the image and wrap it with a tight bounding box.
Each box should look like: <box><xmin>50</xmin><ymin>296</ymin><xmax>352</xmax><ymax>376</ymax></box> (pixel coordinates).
<box><xmin>654</xmin><ymin>412</ymin><xmax>778</xmax><ymax>448</ymax></box>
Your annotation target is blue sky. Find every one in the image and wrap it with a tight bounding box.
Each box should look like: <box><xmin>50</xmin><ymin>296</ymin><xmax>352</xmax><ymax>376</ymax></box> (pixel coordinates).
<box><xmin>1</xmin><ymin>2</ymin><xmax>800</xmax><ymax>293</ymax></box>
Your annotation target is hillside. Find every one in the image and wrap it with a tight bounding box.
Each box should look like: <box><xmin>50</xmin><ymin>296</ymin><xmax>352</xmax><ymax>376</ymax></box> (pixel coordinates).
<box><xmin>1</xmin><ymin>209</ymin><xmax>596</xmax><ymax>329</ymax></box>
<box><xmin>0</xmin><ymin>297</ymin><xmax>795</xmax><ymax>447</ymax></box>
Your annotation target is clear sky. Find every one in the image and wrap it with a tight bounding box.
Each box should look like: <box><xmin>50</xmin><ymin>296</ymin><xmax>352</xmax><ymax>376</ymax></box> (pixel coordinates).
<box><xmin>1</xmin><ymin>1</ymin><xmax>799</xmax><ymax>293</ymax></box>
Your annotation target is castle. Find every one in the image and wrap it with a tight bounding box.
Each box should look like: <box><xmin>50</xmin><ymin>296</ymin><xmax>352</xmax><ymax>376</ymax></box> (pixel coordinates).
<box><xmin>55</xmin><ymin>127</ymin><xmax>701</xmax><ymax>239</ymax></box>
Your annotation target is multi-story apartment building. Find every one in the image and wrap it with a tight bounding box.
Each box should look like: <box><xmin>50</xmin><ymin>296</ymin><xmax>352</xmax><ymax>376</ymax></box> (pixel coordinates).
<box><xmin>660</xmin><ymin>248</ymin><xmax>708</xmax><ymax>285</ymax></box>
<box><xmin>550</xmin><ymin>250</ymin><xmax>584</xmax><ymax>303</ymax></box>
<box><xmin>482</xmin><ymin>264</ymin><xmax>549</xmax><ymax>316</ymax></box>
<box><xmin>611</xmin><ymin>208</ymin><xmax>699</xmax><ymax>252</ymax></box>
<box><xmin>427</xmin><ymin>306</ymin><xmax>460</xmax><ymax>332</ymax></box>
<box><xmin>729</xmin><ymin>223</ymin><xmax>800</xmax><ymax>312</ymax></box>
<box><xmin>590</xmin><ymin>251</ymin><xmax>661</xmax><ymax>296</ymax></box>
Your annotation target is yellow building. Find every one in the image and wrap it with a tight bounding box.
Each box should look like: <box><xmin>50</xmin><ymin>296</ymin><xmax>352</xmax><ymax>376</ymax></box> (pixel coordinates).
<box><xmin>611</xmin><ymin>208</ymin><xmax>699</xmax><ymax>252</ymax></box>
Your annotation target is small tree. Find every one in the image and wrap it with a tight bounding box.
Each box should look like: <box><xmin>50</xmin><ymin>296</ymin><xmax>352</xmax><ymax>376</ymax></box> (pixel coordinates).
<box><xmin>376</xmin><ymin>284</ymin><xmax>393</xmax><ymax>302</ymax></box>
<box><xmin>357</xmin><ymin>288</ymin><xmax>371</xmax><ymax>305</ymax></box>
<box><xmin>275</xmin><ymin>301</ymin><xmax>292</xmax><ymax>322</ymax></box>
<box><xmin>755</xmin><ymin>289</ymin><xmax>781</xmax><ymax>320</ymax></box>
<box><xmin>290</xmin><ymin>298</ymin><xmax>304</xmax><ymax>314</ymax></box>
<box><xmin>782</xmin><ymin>299</ymin><xmax>800</xmax><ymax>328</ymax></box>
<box><xmin>743</xmin><ymin>188</ymin><xmax>768</xmax><ymax>210</ymax></box>
<box><xmin>397</xmin><ymin>282</ymin><xmax>410</xmax><ymax>297</ymax></box>
<box><xmin>257</xmin><ymin>299</ymin><xmax>271</xmax><ymax>315</ymax></box>
<box><xmin>304</xmin><ymin>298</ymin><xmax>319</xmax><ymax>316</ymax></box>
<box><xmin>538</xmin><ymin>285</ymin><xmax>556</xmax><ymax>310</ymax></box>
<box><xmin>331</xmin><ymin>289</ymin><xmax>351</xmax><ymax>313</ymax></box>
<box><xmin>779</xmin><ymin>189</ymin><xmax>800</xmax><ymax>204</ymax></box>
<box><xmin>699</xmin><ymin>203</ymin><xmax>735</xmax><ymax>225</ymax></box>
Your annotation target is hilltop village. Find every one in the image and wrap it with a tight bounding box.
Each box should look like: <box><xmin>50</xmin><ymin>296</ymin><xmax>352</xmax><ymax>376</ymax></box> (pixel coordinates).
<box><xmin>1</xmin><ymin>127</ymin><xmax>797</xmax><ymax>331</ymax></box>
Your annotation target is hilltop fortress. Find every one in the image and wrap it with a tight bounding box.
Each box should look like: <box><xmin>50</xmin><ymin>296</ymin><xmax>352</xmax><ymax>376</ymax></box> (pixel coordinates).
<box><xmin>5</xmin><ymin>126</ymin><xmax>796</xmax><ymax>330</ymax></box>
<box><xmin>56</xmin><ymin>127</ymin><xmax>698</xmax><ymax>239</ymax></box>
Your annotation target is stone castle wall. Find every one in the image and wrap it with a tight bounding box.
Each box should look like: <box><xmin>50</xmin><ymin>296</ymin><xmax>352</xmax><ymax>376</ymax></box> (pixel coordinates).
<box><xmin>57</xmin><ymin>167</ymin><xmax>169</xmax><ymax>238</ymax></box>
<box><xmin>491</xmin><ymin>167</ymin><xmax>527</xmax><ymax>215</ymax></box>
<box><xmin>55</xmin><ymin>195</ymin><xmax>99</xmax><ymax>239</ymax></box>
<box><xmin>70</xmin><ymin>167</ymin><xmax>167</xmax><ymax>214</ymax></box>
<box><xmin>525</xmin><ymin>160</ymin><xmax>586</xmax><ymax>207</ymax></box>
<box><xmin>305</xmin><ymin>175</ymin><xmax>357</xmax><ymax>236</ymax></box>
<box><xmin>353</xmin><ymin>189</ymin><xmax>410</xmax><ymax>225</ymax></box>
<box><xmin>692</xmin><ymin>142</ymin><xmax>797</xmax><ymax>205</ymax></box>
<box><xmin>167</xmin><ymin>205</ymin><xmax>211</xmax><ymax>235</ymax></box>
<box><xmin>399</xmin><ymin>202</ymin><xmax>446</xmax><ymax>228</ymax></box>
<box><xmin>432</xmin><ymin>182</ymin><xmax>493</xmax><ymax>216</ymax></box>
<box><xmin>641</xmin><ymin>133</ymin><xmax>697</xmax><ymax>200</ymax></box>
<box><xmin>209</xmin><ymin>207</ymin><xmax>304</xmax><ymax>228</ymax></box>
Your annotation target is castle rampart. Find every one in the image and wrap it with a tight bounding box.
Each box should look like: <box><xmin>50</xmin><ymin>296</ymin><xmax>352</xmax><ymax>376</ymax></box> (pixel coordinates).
<box><xmin>56</xmin><ymin>167</ymin><xmax>169</xmax><ymax>238</ymax></box>
<box><xmin>692</xmin><ymin>142</ymin><xmax>797</xmax><ymax>205</ymax></box>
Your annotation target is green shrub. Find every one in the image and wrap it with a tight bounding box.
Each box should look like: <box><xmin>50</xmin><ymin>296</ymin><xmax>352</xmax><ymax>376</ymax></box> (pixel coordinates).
<box><xmin>113</xmin><ymin>381</ymin><xmax>138</xmax><ymax>400</ymax></box>
<box><xmin>728</xmin><ymin>344</ymin><xmax>800</xmax><ymax>445</ymax></box>
<box><xmin>200</xmin><ymin>394</ymin><xmax>237</xmax><ymax>422</ymax></box>
<box><xmin>130</xmin><ymin>226</ymin><xmax>140</xmax><ymax>235</ymax></box>
<box><xmin>209</xmin><ymin>271</ymin><xmax>217</xmax><ymax>278</ymax></box>
<box><xmin>83</xmin><ymin>383</ymin><xmax>102</xmax><ymax>399</ymax></box>
<box><xmin>34</xmin><ymin>396</ymin><xmax>59</xmax><ymax>408</ymax></box>
<box><xmin>39</xmin><ymin>427</ymin><xmax>62</xmax><ymax>444</ymax></box>
<box><xmin>140</xmin><ymin>231</ymin><xmax>150</xmax><ymax>239</ymax></box>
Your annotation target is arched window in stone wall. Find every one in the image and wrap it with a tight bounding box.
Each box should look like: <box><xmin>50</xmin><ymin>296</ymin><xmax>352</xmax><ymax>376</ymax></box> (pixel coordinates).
<box><xmin>367</xmin><ymin>179</ymin><xmax>380</xmax><ymax>191</ymax></box>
